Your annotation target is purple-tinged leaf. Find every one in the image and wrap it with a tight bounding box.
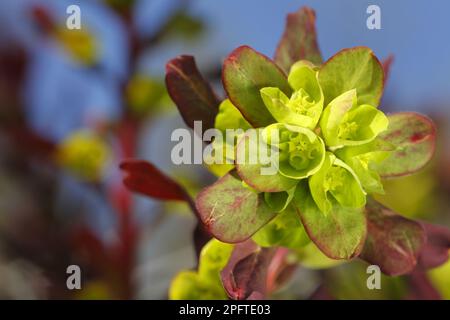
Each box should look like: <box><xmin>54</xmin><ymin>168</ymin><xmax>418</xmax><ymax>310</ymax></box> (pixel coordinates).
<box><xmin>360</xmin><ymin>200</ymin><xmax>426</xmax><ymax>276</ymax></box>
<box><xmin>193</xmin><ymin>223</ymin><xmax>212</xmax><ymax>261</ymax></box>
<box><xmin>406</xmin><ymin>270</ymin><xmax>441</xmax><ymax>300</ymax></box>
<box><xmin>417</xmin><ymin>222</ymin><xmax>450</xmax><ymax>269</ymax></box>
<box><xmin>375</xmin><ymin>112</ymin><xmax>436</xmax><ymax>177</ymax></box>
<box><xmin>222</xmin><ymin>46</ymin><xmax>292</xmax><ymax>127</ymax></box>
<box><xmin>309</xmin><ymin>285</ymin><xmax>335</xmax><ymax>300</ymax></box>
<box><xmin>120</xmin><ymin>159</ymin><xmax>205</xmax><ymax>232</ymax></box>
<box><xmin>246</xmin><ymin>292</ymin><xmax>265</xmax><ymax>300</ymax></box>
<box><xmin>266</xmin><ymin>248</ymin><xmax>297</xmax><ymax>293</ymax></box>
<box><xmin>274</xmin><ymin>6</ymin><xmax>322</xmax><ymax>73</ymax></box>
<box><xmin>220</xmin><ymin>240</ymin><xmax>276</xmax><ymax>300</ymax></box>
<box><xmin>196</xmin><ymin>171</ymin><xmax>276</xmax><ymax>243</ymax></box>
<box><xmin>120</xmin><ymin>159</ymin><xmax>187</xmax><ymax>201</ymax></box>
<box><xmin>166</xmin><ymin>55</ymin><xmax>220</xmax><ymax>130</ymax></box>
<box><xmin>382</xmin><ymin>54</ymin><xmax>394</xmax><ymax>85</ymax></box>
<box><xmin>294</xmin><ymin>183</ymin><xmax>367</xmax><ymax>260</ymax></box>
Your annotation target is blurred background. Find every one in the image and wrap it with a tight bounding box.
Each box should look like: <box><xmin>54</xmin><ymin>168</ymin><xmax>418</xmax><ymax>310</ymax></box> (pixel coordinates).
<box><xmin>0</xmin><ymin>0</ymin><xmax>449</xmax><ymax>299</ymax></box>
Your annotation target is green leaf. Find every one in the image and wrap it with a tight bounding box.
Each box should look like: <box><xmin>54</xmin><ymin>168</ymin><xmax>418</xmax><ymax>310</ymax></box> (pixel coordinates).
<box><xmin>252</xmin><ymin>205</ymin><xmax>310</xmax><ymax>248</ymax></box>
<box><xmin>293</xmin><ymin>242</ymin><xmax>345</xmax><ymax>269</ymax></box>
<box><xmin>169</xmin><ymin>239</ymin><xmax>232</xmax><ymax>300</ymax></box>
<box><xmin>274</xmin><ymin>6</ymin><xmax>322</xmax><ymax>73</ymax></box>
<box><xmin>359</xmin><ymin>199</ymin><xmax>426</xmax><ymax>276</ymax></box>
<box><xmin>324</xmin><ymin>261</ymin><xmax>408</xmax><ymax>299</ymax></box>
<box><xmin>206</xmin><ymin>161</ymin><xmax>235</xmax><ymax>178</ymax></box>
<box><xmin>428</xmin><ymin>259</ymin><xmax>450</xmax><ymax>299</ymax></box>
<box><xmin>198</xmin><ymin>239</ymin><xmax>234</xmax><ymax>282</ymax></box>
<box><xmin>169</xmin><ymin>271</ymin><xmax>226</xmax><ymax>300</ymax></box>
<box><xmin>235</xmin><ymin>129</ymin><xmax>298</xmax><ymax>192</ymax></box>
<box><xmin>374</xmin><ymin>168</ymin><xmax>436</xmax><ymax>219</ymax></box>
<box><xmin>260</xmin><ymin>63</ymin><xmax>323</xmax><ymax>129</ymax></box>
<box><xmin>373</xmin><ymin>112</ymin><xmax>436</xmax><ymax>177</ymax></box>
<box><xmin>309</xmin><ymin>153</ymin><xmax>366</xmax><ymax>214</ymax></box>
<box><xmin>294</xmin><ymin>181</ymin><xmax>367</xmax><ymax>259</ymax></box>
<box><xmin>215</xmin><ymin>99</ymin><xmax>251</xmax><ymax>133</ymax></box>
<box><xmin>205</xmin><ymin>138</ymin><xmax>235</xmax><ymax>176</ymax></box>
<box><xmin>223</xmin><ymin>46</ymin><xmax>292</xmax><ymax>127</ymax></box>
<box><xmin>196</xmin><ymin>170</ymin><xmax>277</xmax><ymax>243</ymax></box>
<box><xmin>263</xmin><ymin>187</ymin><xmax>295</xmax><ymax>212</ymax></box>
<box><xmin>318</xmin><ymin>47</ymin><xmax>384</xmax><ymax>107</ymax></box>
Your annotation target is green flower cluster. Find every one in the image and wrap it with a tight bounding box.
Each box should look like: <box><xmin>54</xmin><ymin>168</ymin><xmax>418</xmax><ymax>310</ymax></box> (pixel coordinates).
<box><xmin>193</xmin><ymin>43</ymin><xmax>435</xmax><ymax>262</ymax></box>
<box><xmin>214</xmin><ymin>56</ymin><xmax>392</xmax><ymax>248</ymax></box>
<box><xmin>220</xmin><ymin>61</ymin><xmax>389</xmax><ymax>207</ymax></box>
<box><xmin>162</xmin><ymin>4</ymin><xmax>439</xmax><ymax>300</ymax></box>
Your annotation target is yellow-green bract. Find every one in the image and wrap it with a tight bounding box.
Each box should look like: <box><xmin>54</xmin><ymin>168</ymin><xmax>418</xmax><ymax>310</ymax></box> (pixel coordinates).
<box><xmin>169</xmin><ymin>239</ymin><xmax>232</xmax><ymax>300</ymax></box>
<box><xmin>196</xmin><ymin>45</ymin><xmax>435</xmax><ymax>262</ymax></box>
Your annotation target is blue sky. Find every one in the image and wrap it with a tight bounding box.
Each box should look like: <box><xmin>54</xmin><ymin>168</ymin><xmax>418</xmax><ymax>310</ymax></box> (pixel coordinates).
<box><xmin>2</xmin><ymin>0</ymin><xmax>449</xmax><ymax>127</ymax></box>
<box><xmin>141</xmin><ymin>0</ymin><xmax>450</xmax><ymax>112</ymax></box>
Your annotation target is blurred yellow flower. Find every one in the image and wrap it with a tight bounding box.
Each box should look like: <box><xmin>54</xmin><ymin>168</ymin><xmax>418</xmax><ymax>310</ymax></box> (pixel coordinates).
<box><xmin>74</xmin><ymin>281</ymin><xmax>113</xmax><ymax>300</ymax></box>
<box><xmin>126</xmin><ymin>75</ymin><xmax>168</xmax><ymax>116</ymax></box>
<box><xmin>54</xmin><ymin>27</ymin><xmax>99</xmax><ymax>65</ymax></box>
<box><xmin>56</xmin><ymin>130</ymin><xmax>110</xmax><ymax>181</ymax></box>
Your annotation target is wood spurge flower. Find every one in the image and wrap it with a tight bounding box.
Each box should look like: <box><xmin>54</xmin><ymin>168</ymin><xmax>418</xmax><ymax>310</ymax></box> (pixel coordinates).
<box><xmin>125</xmin><ymin>5</ymin><xmax>442</xmax><ymax>300</ymax></box>
<box><xmin>181</xmin><ymin>8</ymin><xmax>434</xmax><ymax>266</ymax></box>
<box><xmin>196</xmin><ymin>44</ymin><xmax>400</xmax><ymax>253</ymax></box>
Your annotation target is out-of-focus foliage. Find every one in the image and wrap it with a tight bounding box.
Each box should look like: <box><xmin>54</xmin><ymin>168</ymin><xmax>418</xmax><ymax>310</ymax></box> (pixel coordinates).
<box><xmin>428</xmin><ymin>259</ymin><xmax>450</xmax><ymax>299</ymax></box>
<box><xmin>126</xmin><ymin>75</ymin><xmax>169</xmax><ymax>117</ymax></box>
<box><xmin>55</xmin><ymin>27</ymin><xmax>98</xmax><ymax>66</ymax></box>
<box><xmin>0</xmin><ymin>0</ymin><xmax>208</xmax><ymax>300</ymax></box>
<box><xmin>169</xmin><ymin>239</ymin><xmax>232</xmax><ymax>300</ymax></box>
<box><xmin>375</xmin><ymin>167</ymin><xmax>437</xmax><ymax>219</ymax></box>
<box><xmin>323</xmin><ymin>261</ymin><xmax>408</xmax><ymax>300</ymax></box>
<box><xmin>56</xmin><ymin>130</ymin><xmax>111</xmax><ymax>181</ymax></box>
<box><xmin>164</xmin><ymin>12</ymin><xmax>205</xmax><ymax>41</ymax></box>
